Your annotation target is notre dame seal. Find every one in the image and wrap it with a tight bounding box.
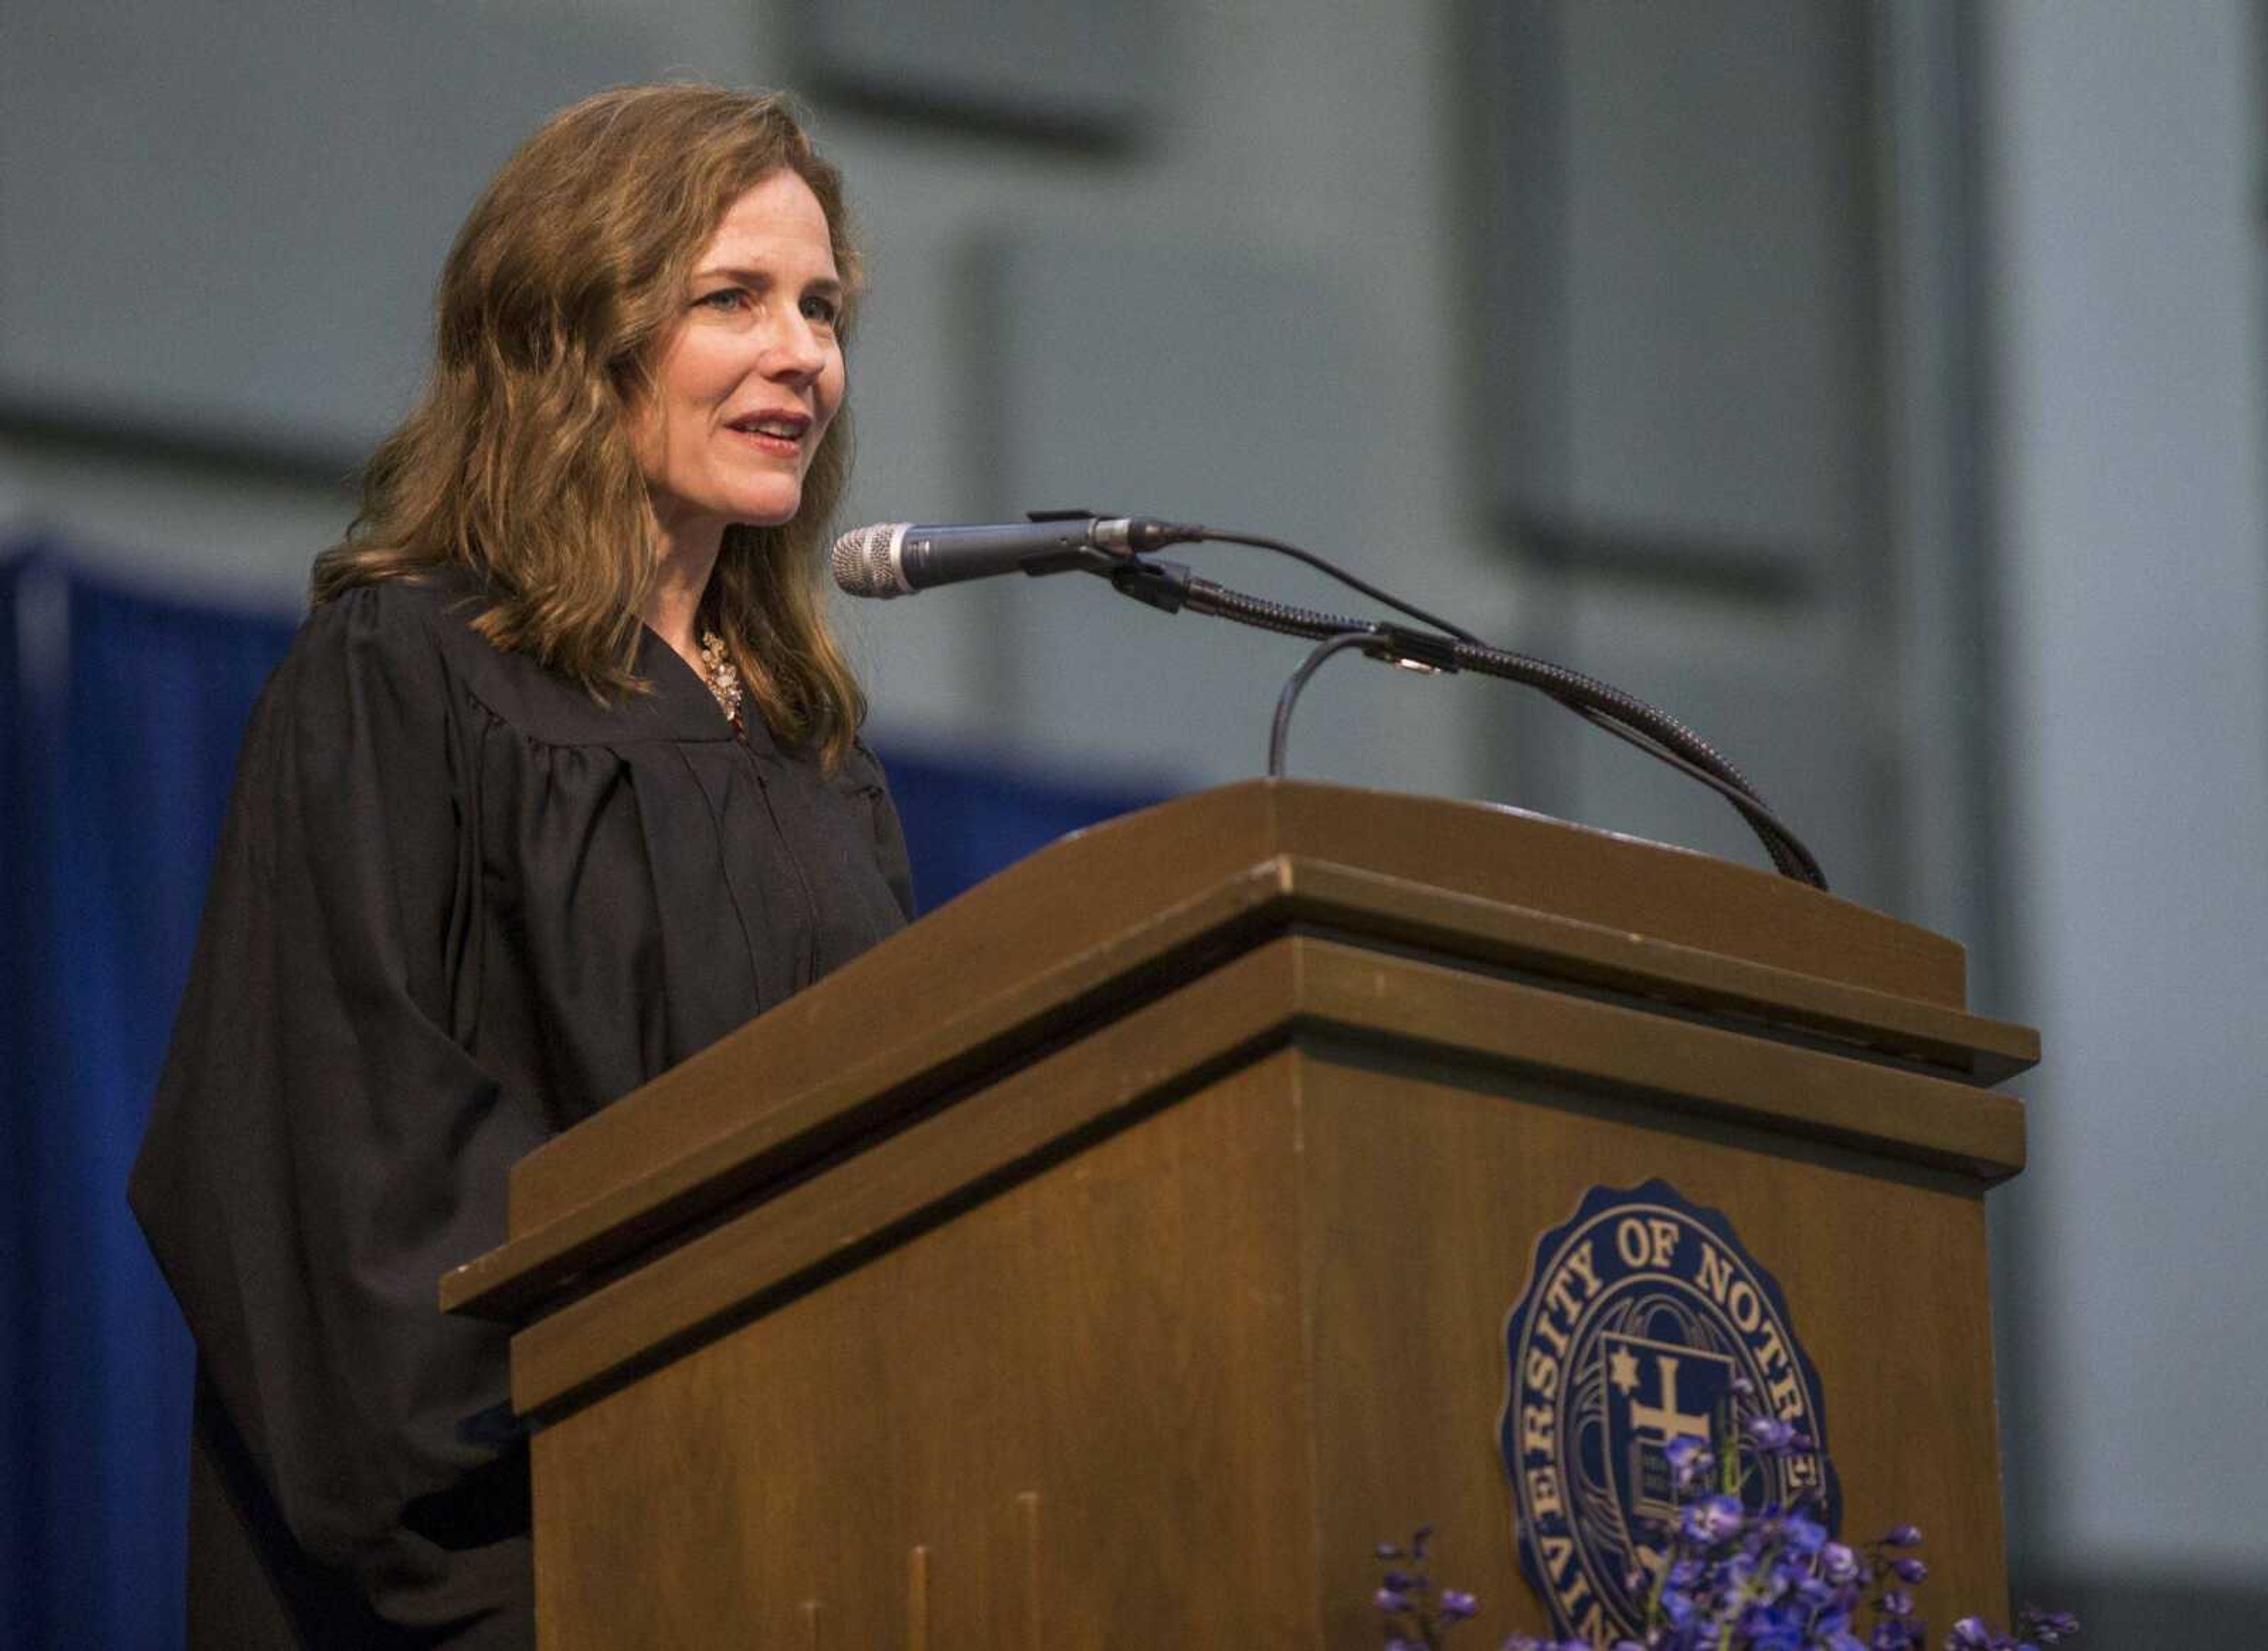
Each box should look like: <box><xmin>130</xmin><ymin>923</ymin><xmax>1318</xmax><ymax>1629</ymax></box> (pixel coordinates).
<box><xmin>1497</xmin><ymin>1180</ymin><xmax>1838</xmax><ymax>1642</ymax></box>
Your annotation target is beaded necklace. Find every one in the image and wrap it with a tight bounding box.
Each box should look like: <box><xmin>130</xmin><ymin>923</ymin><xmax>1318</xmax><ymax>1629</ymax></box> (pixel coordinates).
<box><xmin>697</xmin><ymin>629</ymin><xmax>744</xmax><ymax>730</ymax></box>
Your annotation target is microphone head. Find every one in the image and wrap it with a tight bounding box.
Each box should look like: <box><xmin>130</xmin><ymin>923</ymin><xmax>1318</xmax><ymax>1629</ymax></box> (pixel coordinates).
<box><xmin>830</xmin><ymin>523</ymin><xmax>908</xmax><ymax>599</ymax></box>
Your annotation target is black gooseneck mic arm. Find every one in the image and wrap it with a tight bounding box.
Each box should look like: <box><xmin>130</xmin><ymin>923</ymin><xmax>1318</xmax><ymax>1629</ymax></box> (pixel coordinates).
<box><xmin>1090</xmin><ymin>528</ymin><xmax>1827</xmax><ymax>890</ymax></box>
<box><xmin>827</xmin><ymin>511</ymin><xmax>1826</xmax><ymax>888</ymax></box>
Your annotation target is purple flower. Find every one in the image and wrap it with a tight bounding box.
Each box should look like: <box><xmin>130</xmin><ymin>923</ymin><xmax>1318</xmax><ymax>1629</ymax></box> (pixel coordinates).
<box><xmin>1794</xmin><ymin>1576</ymin><xmax>1838</xmax><ymax>1610</ymax></box>
<box><xmin>1821</xmin><ymin>1541</ymin><xmax>1861</xmax><ymax>1584</ymax></box>
<box><xmin>1945</xmin><ymin>1621</ymin><xmax>1996</xmax><ymax>1650</ymax></box>
<box><xmin>2016</xmin><ymin>1606</ymin><xmax>2081</xmax><ymax>1644</ymax></box>
<box><xmin>1745</xmin><ymin>1414</ymin><xmax>1798</xmax><ymax>1453</ymax></box>
<box><xmin>1374</xmin><ymin>1586</ymin><xmax>1411</xmax><ymax>1613</ymax></box>
<box><xmin>1884</xmin><ymin>1523</ymin><xmax>1924</xmax><ymax>1548</ymax></box>
<box><xmin>1665</xmin><ymin>1433</ymin><xmax>1716</xmax><ymax>1492</ymax></box>
<box><xmin>1742</xmin><ymin>1597</ymin><xmax>1802</xmax><ymax>1634</ymax></box>
<box><xmin>1748</xmin><ymin>1558</ymin><xmax>1793</xmax><ymax>1606</ymax></box>
<box><xmin>1892</xmin><ymin>1556</ymin><xmax>1928</xmax><ymax>1585</ymax></box>
<box><xmin>1681</xmin><ymin>1493</ymin><xmax>1745</xmax><ymax>1544</ymax></box>
<box><xmin>1782</xmin><ymin>1514</ymin><xmax>1827</xmax><ymax>1557</ymax></box>
<box><xmin>1441</xmin><ymin>1588</ymin><xmax>1479</xmax><ymax>1622</ymax></box>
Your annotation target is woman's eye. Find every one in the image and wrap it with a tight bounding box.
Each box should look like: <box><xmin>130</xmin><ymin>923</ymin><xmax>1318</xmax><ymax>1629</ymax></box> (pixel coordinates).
<box><xmin>696</xmin><ymin>287</ymin><xmax>750</xmax><ymax>312</ymax></box>
<box><xmin>800</xmin><ymin>294</ymin><xmax>840</xmax><ymax>326</ymax></box>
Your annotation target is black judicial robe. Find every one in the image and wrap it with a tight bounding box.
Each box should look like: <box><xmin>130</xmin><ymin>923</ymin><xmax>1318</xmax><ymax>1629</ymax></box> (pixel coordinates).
<box><xmin>128</xmin><ymin>567</ymin><xmax>915</xmax><ymax>1647</ymax></box>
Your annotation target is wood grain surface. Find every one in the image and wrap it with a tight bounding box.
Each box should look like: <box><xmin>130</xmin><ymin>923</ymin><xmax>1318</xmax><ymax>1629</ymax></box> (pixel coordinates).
<box><xmin>431</xmin><ymin>781</ymin><xmax>2037</xmax><ymax>1647</ymax></box>
<box><xmin>497</xmin><ymin>935</ymin><xmax>2021</xmax><ymax>1420</ymax></box>
<box><xmin>530</xmin><ymin>1039</ymin><xmax>2008</xmax><ymax>1646</ymax></box>
<box><xmin>492</xmin><ymin>781</ymin><xmax>1984</xmax><ymax>1240</ymax></box>
<box><xmin>448</xmin><ymin>793</ymin><xmax>2030</xmax><ymax>1324</ymax></box>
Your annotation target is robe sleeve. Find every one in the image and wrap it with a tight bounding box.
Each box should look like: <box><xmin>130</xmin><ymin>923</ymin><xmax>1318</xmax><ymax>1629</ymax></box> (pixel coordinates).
<box><xmin>130</xmin><ymin>580</ymin><xmax>535</xmax><ymax>1635</ymax></box>
<box><xmin>849</xmin><ymin>736</ymin><xmax>918</xmax><ymax>921</ymax></box>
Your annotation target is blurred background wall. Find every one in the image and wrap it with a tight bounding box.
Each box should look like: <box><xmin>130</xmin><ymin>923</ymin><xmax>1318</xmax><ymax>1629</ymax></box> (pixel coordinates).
<box><xmin>2</xmin><ymin>0</ymin><xmax>2261</xmax><ymax>1643</ymax></box>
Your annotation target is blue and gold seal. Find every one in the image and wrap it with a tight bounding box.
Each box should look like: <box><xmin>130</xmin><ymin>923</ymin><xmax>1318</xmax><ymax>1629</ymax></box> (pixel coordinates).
<box><xmin>1497</xmin><ymin>1180</ymin><xmax>1839</xmax><ymax>1642</ymax></box>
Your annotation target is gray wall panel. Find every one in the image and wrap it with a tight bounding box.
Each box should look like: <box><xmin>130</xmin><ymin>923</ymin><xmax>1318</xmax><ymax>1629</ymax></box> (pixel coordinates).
<box><xmin>1517</xmin><ymin>578</ymin><xmax>1887</xmax><ymax>903</ymax></box>
<box><xmin>0</xmin><ymin>2</ymin><xmax>660</xmax><ymax>456</ymax></box>
<box><xmin>1982</xmin><ymin>0</ymin><xmax>2268</xmax><ymax>1601</ymax></box>
<box><xmin>1484</xmin><ymin>0</ymin><xmax>1878</xmax><ymax>573</ymax></box>
<box><xmin>790</xmin><ymin>0</ymin><xmax>1161</xmax><ymax>140</ymax></box>
<box><xmin>964</xmin><ymin>231</ymin><xmax>1393</xmax><ymax>788</ymax></box>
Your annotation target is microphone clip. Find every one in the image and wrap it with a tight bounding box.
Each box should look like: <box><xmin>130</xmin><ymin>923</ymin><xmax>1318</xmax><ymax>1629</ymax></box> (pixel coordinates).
<box><xmin>1104</xmin><ymin>557</ymin><xmax>1195</xmax><ymax>615</ymax></box>
<box><xmin>1361</xmin><ymin>624</ymin><xmax>1461</xmax><ymax>676</ymax></box>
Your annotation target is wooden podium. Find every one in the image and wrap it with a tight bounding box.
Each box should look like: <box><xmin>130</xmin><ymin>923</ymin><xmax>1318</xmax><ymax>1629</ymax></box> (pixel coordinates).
<box><xmin>442</xmin><ymin>781</ymin><xmax>2036</xmax><ymax>1648</ymax></box>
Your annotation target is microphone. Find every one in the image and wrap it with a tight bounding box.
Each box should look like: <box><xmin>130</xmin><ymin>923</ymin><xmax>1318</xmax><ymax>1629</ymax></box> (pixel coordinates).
<box><xmin>830</xmin><ymin>516</ymin><xmax>1199</xmax><ymax>599</ymax></box>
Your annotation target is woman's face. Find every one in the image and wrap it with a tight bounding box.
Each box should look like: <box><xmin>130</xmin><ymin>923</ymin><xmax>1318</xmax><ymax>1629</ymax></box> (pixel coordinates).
<box><xmin>631</xmin><ymin>169</ymin><xmax>846</xmax><ymax>553</ymax></box>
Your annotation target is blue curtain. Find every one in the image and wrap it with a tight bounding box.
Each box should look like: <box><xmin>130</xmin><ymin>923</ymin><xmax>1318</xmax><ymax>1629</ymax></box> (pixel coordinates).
<box><xmin>1</xmin><ymin>547</ymin><xmax>297</xmax><ymax>1649</ymax></box>
<box><xmin>0</xmin><ymin>544</ymin><xmax>1168</xmax><ymax>1649</ymax></box>
<box><xmin>881</xmin><ymin>740</ymin><xmax>1171</xmax><ymax>913</ymax></box>
<box><xmin>1</xmin><ymin>550</ymin><xmax>40</xmax><ymax>1640</ymax></box>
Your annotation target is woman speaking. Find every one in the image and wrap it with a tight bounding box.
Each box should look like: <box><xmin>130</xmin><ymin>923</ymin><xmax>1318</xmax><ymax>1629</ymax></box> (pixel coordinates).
<box><xmin>129</xmin><ymin>86</ymin><xmax>913</xmax><ymax>1647</ymax></box>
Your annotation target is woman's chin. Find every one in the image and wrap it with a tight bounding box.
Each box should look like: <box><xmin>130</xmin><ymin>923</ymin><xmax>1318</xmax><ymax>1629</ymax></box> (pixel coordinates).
<box><xmin>726</xmin><ymin>487</ymin><xmax>804</xmax><ymax>530</ymax></box>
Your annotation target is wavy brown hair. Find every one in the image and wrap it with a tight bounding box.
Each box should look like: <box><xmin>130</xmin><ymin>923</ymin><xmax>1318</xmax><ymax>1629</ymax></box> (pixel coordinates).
<box><xmin>312</xmin><ymin>84</ymin><xmax>868</xmax><ymax>765</ymax></box>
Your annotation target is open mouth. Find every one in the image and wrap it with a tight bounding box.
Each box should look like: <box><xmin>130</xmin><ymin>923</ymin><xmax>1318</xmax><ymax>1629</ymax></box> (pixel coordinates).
<box><xmin>727</xmin><ymin>413</ymin><xmax>810</xmax><ymax>453</ymax></box>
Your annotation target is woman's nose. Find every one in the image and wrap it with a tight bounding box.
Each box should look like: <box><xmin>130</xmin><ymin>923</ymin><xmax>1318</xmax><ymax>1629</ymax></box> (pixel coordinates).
<box><xmin>762</xmin><ymin>313</ymin><xmax>827</xmax><ymax>383</ymax></box>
